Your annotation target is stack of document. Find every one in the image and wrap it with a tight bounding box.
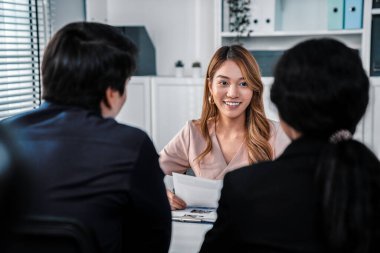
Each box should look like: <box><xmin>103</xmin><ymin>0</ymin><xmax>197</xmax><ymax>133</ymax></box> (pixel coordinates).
<box><xmin>164</xmin><ymin>173</ymin><xmax>223</xmax><ymax>223</ymax></box>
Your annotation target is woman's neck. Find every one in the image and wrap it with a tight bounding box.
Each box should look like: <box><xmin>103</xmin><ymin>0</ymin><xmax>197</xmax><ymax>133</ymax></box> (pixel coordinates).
<box><xmin>215</xmin><ymin>114</ymin><xmax>246</xmax><ymax>139</ymax></box>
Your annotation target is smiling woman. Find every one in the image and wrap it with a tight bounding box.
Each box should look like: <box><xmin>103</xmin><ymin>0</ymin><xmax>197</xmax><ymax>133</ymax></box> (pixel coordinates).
<box><xmin>159</xmin><ymin>44</ymin><xmax>290</xmax><ymax>210</ymax></box>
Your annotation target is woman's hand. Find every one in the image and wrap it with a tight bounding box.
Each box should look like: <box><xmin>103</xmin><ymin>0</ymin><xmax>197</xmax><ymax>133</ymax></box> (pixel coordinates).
<box><xmin>166</xmin><ymin>189</ymin><xmax>187</xmax><ymax>210</ymax></box>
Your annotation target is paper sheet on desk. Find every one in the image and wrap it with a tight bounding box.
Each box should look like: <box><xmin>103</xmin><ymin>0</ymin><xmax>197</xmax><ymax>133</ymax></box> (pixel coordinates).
<box><xmin>170</xmin><ymin>173</ymin><xmax>223</xmax><ymax>208</ymax></box>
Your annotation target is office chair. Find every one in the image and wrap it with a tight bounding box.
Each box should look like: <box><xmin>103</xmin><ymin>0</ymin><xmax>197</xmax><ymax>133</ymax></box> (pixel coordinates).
<box><xmin>5</xmin><ymin>215</ymin><xmax>101</xmax><ymax>253</ymax></box>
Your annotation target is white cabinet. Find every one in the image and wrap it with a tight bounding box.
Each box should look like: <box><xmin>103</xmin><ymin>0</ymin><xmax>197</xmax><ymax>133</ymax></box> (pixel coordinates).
<box><xmin>151</xmin><ymin>77</ymin><xmax>204</xmax><ymax>151</ymax></box>
<box><xmin>116</xmin><ymin>76</ymin><xmax>152</xmax><ymax>137</ymax></box>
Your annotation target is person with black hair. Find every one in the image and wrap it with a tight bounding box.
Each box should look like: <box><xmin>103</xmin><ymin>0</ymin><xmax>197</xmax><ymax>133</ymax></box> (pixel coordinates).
<box><xmin>200</xmin><ymin>38</ymin><xmax>380</xmax><ymax>253</ymax></box>
<box><xmin>1</xmin><ymin>22</ymin><xmax>171</xmax><ymax>253</ymax></box>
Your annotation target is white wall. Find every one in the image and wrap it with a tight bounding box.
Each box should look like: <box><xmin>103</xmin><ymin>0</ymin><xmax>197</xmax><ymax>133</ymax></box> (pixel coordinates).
<box><xmin>107</xmin><ymin>0</ymin><xmax>215</xmax><ymax>77</ymax></box>
<box><xmin>86</xmin><ymin>0</ymin><xmax>108</xmax><ymax>23</ymax></box>
<box><xmin>51</xmin><ymin>0</ymin><xmax>85</xmax><ymax>34</ymax></box>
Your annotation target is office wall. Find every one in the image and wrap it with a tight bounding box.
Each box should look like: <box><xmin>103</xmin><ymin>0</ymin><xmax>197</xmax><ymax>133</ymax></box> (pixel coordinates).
<box><xmin>51</xmin><ymin>0</ymin><xmax>86</xmax><ymax>34</ymax></box>
<box><xmin>107</xmin><ymin>0</ymin><xmax>215</xmax><ymax>77</ymax></box>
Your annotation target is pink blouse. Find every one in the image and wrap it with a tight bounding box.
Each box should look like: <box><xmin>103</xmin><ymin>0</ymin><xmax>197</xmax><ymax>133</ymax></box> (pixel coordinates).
<box><xmin>159</xmin><ymin>119</ymin><xmax>290</xmax><ymax>180</ymax></box>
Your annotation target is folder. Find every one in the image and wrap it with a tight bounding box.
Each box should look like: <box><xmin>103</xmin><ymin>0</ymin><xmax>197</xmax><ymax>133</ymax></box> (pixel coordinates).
<box><xmin>344</xmin><ymin>0</ymin><xmax>363</xmax><ymax>29</ymax></box>
<box><xmin>250</xmin><ymin>0</ymin><xmax>281</xmax><ymax>33</ymax></box>
<box><xmin>261</xmin><ymin>0</ymin><xmax>276</xmax><ymax>32</ymax></box>
<box><xmin>250</xmin><ymin>0</ymin><xmax>264</xmax><ymax>33</ymax></box>
<box><xmin>328</xmin><ymin>0</ymin><xmax>344</xmax><ymax>30</ymax></box>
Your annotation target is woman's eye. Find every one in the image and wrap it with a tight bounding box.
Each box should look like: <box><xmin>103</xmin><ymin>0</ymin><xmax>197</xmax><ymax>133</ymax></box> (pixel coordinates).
<box><xmin>219</xmin><ymin>80</ymin><xmax>229</xmax><ymax>86</ymax></box>
<box><xmin>240</xmin><ymin>82</ymin><xmax>248</xmax><ymax>87</ymax></box>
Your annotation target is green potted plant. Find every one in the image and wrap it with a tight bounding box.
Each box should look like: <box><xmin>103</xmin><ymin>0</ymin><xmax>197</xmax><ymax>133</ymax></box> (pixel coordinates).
<box><xmin>228</xmin><ymin>0</ymin><xmax>252</xmax><ymax>43</ymax></box>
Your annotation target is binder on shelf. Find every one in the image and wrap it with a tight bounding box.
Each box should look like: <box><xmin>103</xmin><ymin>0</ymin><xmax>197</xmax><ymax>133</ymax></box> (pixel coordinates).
<box><xmin>222</xmin><ymin>0</ymin><xmax>229</xmax><ymax>32</ymax></box>
<box><xmin>328</xmin><ymin>0</ymin><xmax>344</xmax><ymax>30</ymax></box>
<box><xmin>370</xmin><ymin>15</ymin><xmax>380</xmax><ymax>76</ymax></box>
<box><xmin>250</xmin><ymin>0</ymin><xmax>281</xmax><ymax>33</ymax></box>
<box><xmin>344</xmin><ymin>0</ymin><xmax>363</xmax><ymax>29</ymax></box>
<box><xmin>250</xmin><ymin>0</ymin><xmax>265</xmax><ymax>32</ymax></box>
<box><xmin>260</xmin><ymin>0</ymin><xmax>276</xmax><ymax>32</ymax></box>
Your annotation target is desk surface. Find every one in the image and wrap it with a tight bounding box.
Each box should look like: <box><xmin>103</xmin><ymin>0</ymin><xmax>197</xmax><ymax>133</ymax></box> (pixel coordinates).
<box><xmin>169</xmin><ymin>221</ymin><xmax>212</xmax><ymax>253</ymax></box>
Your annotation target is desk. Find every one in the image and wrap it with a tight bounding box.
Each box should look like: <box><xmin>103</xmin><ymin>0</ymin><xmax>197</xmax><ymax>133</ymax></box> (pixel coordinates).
<box><xmin>169</xmin><ymin>221</ymin><xmax>212</xmax><ymax>253</ymax></box>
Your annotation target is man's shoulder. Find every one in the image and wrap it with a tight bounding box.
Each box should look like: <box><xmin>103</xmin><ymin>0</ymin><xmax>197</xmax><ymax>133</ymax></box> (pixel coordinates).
<box><xmin>1</xmin><ymin>107</ymin><xmax>41</xmax><ymax>125</ymax></box>
<box><xmin>2</xmin><ymin>104</ymin><xmax>150</xmax><ymax>145</ymax></box>
<box><xmin>110</xmin><ymin>121</ymin><xmax>148</xmax><ymax>141</ymax></box>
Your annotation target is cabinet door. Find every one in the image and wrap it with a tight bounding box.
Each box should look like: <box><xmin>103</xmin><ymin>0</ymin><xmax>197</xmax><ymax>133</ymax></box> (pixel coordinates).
<box><xmin>116</xmin><ymin>77</ymin><xmax>151</xmax><ymax>136</ymax></box>
<box><xmin>151</xmin><ymin>77</ymin><xmax>204</xmax><ymax>151</ymax></box>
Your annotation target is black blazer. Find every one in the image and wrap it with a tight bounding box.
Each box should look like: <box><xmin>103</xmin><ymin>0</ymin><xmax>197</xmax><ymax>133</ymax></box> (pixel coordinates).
<box><xmin>2</xmin><ymin>102</ymin><xmax>171</xmax><ymax>253</ymax></box>
<box><xmin>200</xmin><ymin>137</ymin><xmax>328</xmax><ymax>253</ymax></box>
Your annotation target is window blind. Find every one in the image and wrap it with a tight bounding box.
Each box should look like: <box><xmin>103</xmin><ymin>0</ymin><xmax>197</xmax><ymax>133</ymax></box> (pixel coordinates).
<box><xmin>0</xmin><ymin>0</ymin><xmax>50</xmax><ymax>120</ymax></box>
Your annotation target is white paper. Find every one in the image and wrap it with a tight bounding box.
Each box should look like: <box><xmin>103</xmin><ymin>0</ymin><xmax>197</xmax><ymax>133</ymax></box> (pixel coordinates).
<box><xmin>172</xmin><ymin>173</ymin><xmax>223</xmax><ymax>208</ymax></box>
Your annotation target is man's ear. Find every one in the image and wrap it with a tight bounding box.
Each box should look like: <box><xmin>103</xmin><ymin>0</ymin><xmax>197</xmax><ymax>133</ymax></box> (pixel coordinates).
<box><xmin>103</xmin><ymin>87</ymin><xmax>113</xmax><ymax>109</ymax></box>
<box><xmin>100</xmin><ymin>87</ymin><xmax>120</xmax><ymax>118</ymax></box>
<box><xmin>104</xmin><ymin>87</ymin><xmax>121</xmax><ymax>109</ymax></box>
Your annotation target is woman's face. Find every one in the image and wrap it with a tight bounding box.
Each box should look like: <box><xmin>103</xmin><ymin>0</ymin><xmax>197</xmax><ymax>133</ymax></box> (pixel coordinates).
<box><xmin>209</xmin><ymin>60</ymin><xmax>253</xmax><ymax>122</ymax></box>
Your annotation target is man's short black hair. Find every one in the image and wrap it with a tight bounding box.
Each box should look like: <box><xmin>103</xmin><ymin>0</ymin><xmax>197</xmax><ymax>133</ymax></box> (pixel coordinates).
<box><xmin>42</xmin><ymin>22</ymin><xmax>138</xmax><ymax>112</ymax></box>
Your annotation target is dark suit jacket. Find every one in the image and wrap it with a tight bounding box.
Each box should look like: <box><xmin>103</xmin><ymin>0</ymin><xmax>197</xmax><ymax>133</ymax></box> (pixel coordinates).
<box><xmin>2</xmin><ymin>102</ymin><xmax>171</xmax><ymax>253</ymax></box>
<box><xmin>200</xmin><ymin>137</ymin><xmax>328</xmax><ymax>253</ymax></box>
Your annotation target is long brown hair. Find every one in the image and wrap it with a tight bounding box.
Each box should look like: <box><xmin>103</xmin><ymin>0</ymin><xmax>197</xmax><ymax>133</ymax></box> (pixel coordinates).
<box><xmin>195</xmin><ymin>45</ymin><xmax>272</xmax><ymax>164</ymax></box>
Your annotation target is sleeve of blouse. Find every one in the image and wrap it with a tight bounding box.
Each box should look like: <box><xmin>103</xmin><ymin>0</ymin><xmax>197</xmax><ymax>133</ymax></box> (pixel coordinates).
<box><xmin>159</xmin><ymin>121</ymin><xmax>191</xmax><ymax>175</ymax></box>
<box><xmin>271</xmin><ymin>120</ymin><xmax>291</xmax><ymax>158</ymax></box>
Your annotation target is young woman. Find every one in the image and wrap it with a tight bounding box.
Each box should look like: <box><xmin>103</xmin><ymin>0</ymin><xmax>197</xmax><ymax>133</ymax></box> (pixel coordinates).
<box><xmin>160</xmin><ymin>45</ymin><xmax>290</xmax><ymax>209</ymax></box>
<box><xmin>200</xmin><ymin>38</ymin><xmax>380</xmax><ymax>253</ymax></box>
